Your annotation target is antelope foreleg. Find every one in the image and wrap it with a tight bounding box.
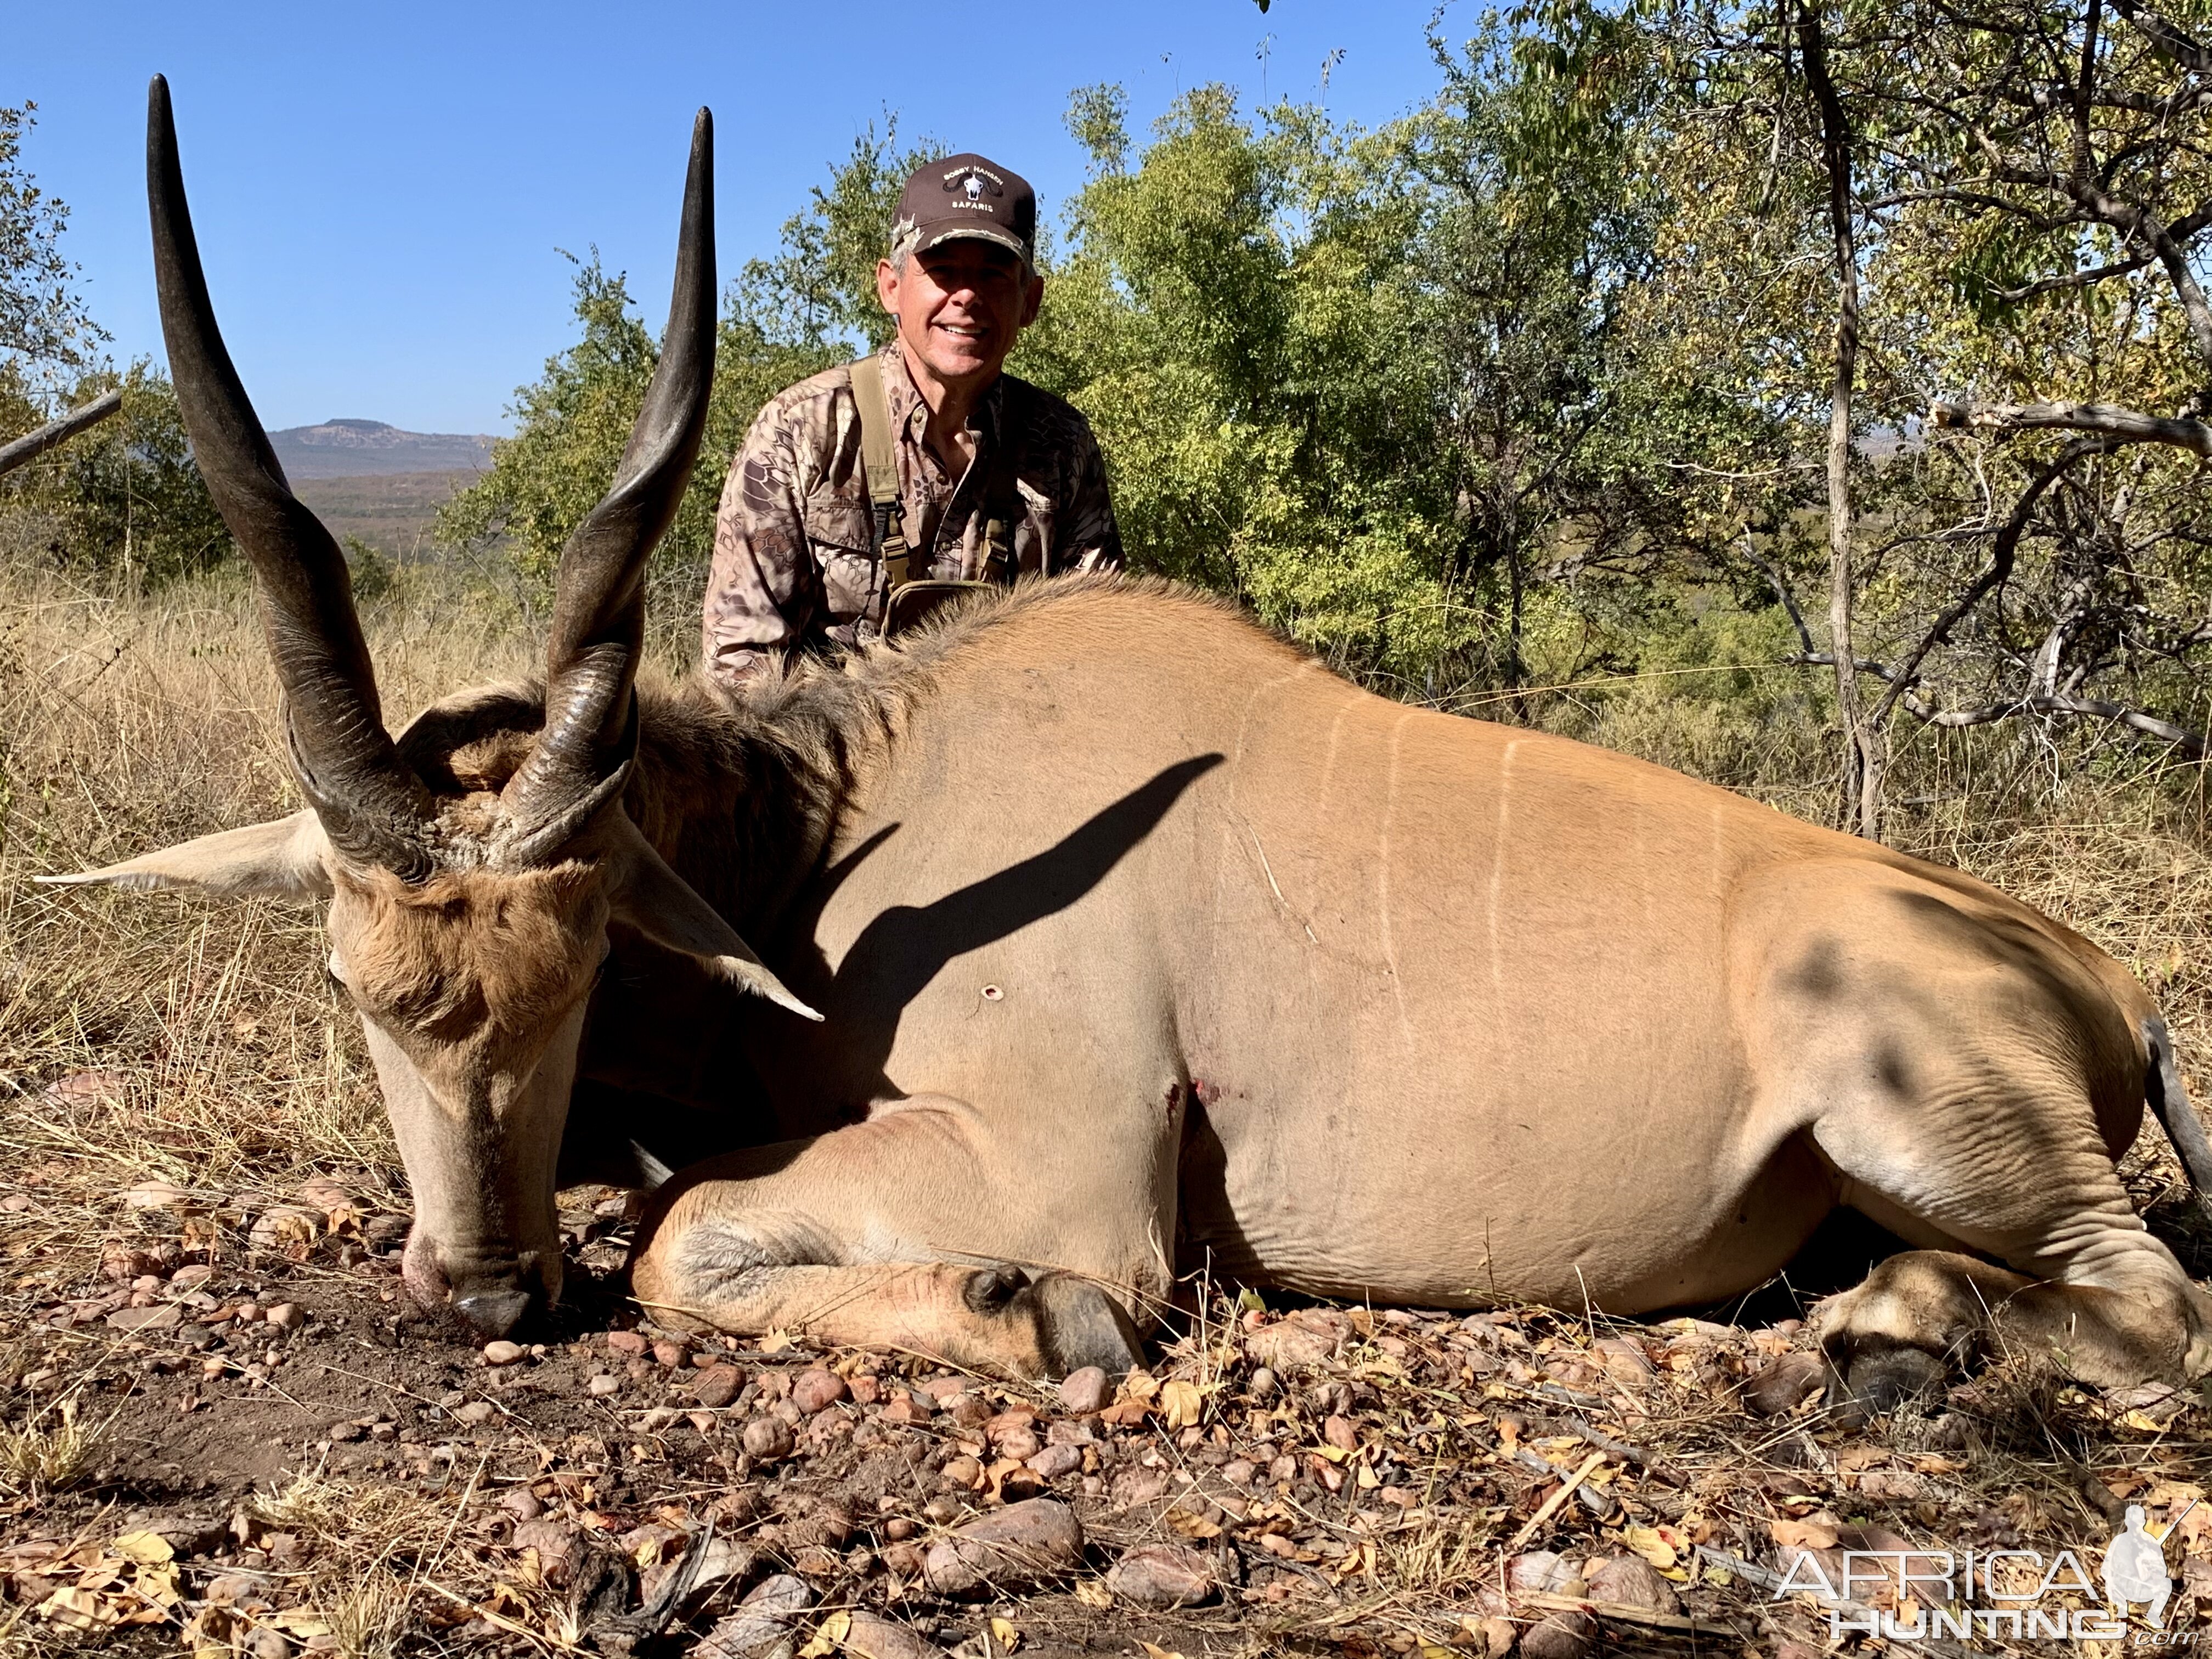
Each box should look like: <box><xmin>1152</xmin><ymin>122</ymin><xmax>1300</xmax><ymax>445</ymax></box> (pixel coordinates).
<box><xmin>625</xmin><ymin>1101</ymin><xmax>1147</xmax><ymax>1378</ymax></box>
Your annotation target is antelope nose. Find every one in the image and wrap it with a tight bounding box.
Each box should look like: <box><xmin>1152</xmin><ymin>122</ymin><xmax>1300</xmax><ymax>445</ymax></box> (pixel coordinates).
<box><xmin>452</xmin><ymin>1290</ymin><xmax>532</xmax><ymax>1340</ymax></box>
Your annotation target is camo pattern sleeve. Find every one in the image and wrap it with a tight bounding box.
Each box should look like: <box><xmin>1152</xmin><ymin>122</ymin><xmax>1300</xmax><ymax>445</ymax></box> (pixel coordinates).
<box><xmin>1029</xmin><ymin>390</ymin><xmax>1123</xmax><ymax>574</ymax></box>
<box><xmin>701</xmin><ymin>366</ymin><xmax>851</xmax><ymax>688</ymax></box>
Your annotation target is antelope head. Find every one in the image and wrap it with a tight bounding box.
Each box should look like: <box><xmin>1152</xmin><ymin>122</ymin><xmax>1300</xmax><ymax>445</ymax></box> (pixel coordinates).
<box><xmin>43</xmin><ymin>80</ymin><xmax>815</xmax><ymax>1340</ymax></box>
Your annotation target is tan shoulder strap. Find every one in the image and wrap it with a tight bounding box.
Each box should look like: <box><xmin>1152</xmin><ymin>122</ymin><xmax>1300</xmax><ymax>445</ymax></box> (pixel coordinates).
<box><xmin>848</xmin><ymin>354</ymin><xmax>911</xmax><ymax>593</ymax></box>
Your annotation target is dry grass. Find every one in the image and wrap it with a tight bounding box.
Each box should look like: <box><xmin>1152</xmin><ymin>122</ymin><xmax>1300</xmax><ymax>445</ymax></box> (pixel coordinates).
<box><xmin>0</xmin><ymin>1396</ymin><xmax>114</xmax><ymax>1499</ymax></box>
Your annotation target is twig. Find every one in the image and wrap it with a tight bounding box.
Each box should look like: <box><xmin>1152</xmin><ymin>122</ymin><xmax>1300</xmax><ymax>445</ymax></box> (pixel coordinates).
<box><xmin>1516</xmin><ymin>1588</ymin><xmax>1742</xmax><ymax>1635</ymax></box>
<box><xmin>1505</xmin><ymin>1450</ymin><xmax>1608</xmax><ymax>1551</ymax></box>
<box><xmin>1555</xmin><ymin>1414</ymin><xmax>1691</xmax><ymax>1487</ymax></box>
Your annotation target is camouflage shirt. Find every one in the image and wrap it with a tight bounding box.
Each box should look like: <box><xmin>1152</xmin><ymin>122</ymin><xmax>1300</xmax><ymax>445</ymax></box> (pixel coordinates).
<box><xmin>702</xmin><ymin>347</ymin><xmax>1122</xmax><ymax>685</ymax></box>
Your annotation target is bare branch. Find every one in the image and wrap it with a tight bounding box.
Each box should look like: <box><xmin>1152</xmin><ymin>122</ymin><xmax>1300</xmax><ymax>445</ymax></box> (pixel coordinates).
<box><xmin>1740</xmin><ymin>535</ymin><xmax>1818</xmax><ymax>656</ymax></box>
<box><xmin>0</xmin><ymin>391</ymin><xmax>123</xmax><ymax>482</ymax></box>
<box><xmin>1872</xmin><ymin>439</ymin><xmax>2120</xmax><ymax>723</ymax></box>
<box><xmin>1793</xmin><ymin>653</ymin><xmax>2207</xmax><ymax>757</ymax></box>
<box><xmin>1918</xmin><ymin>692</ymin><xmax>2205</xmax><ymax>755</ymax></box>
<box><xmin>1929</xmin><ymin>398</ymin><xmax>2212</xmax><ymax>454</ymax></box>
<box><xmin>1987</xmin><ymin>253</ymin><xmax>2153</xmax><ymax>301</ymax></box>
<box><xmin>2109</xmin><ymin>0</ymin><xmax>2212</xmax><ymax>74</ymax></box>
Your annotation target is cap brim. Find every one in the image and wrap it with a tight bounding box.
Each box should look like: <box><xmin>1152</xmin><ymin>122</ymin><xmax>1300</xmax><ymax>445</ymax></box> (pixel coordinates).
<box><xmin>911</xmin><ymin>223</ymin><xmax>1034</xmax><ymax>269</ymax></box>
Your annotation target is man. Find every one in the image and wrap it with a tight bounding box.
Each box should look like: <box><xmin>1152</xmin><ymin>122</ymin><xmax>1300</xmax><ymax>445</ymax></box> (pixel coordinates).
<box><xmin>703</xmin><ymin>154</ymin><xmax>1122</xmax><ymax>686</ymax></box>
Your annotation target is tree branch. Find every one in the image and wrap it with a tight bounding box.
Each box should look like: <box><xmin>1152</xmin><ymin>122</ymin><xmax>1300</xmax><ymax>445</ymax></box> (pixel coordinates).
<box><xmin>0</xmin><ymin>391</ymin><xmax>123</xmax><ymax>483</ymax></box>
<box><xmin>1793</xmin><ymin>654</ymin><xmax>2207</xmax><ymax>757</ymax></box>
<box><xmin>1928</xmin><ymin>398</ymin><xmax>2212</xmax><ymax>454</ymax></box>
<box><xmin>1987</xmin><ymin>253</ymin><xmax>2154</xmax><ymax>301</ymax></box>
<box><xmin>1871</xmin><ymin>438</ymin><xmax>2120</xmax><ymax>724</ymax></box>
<box><xmin>2110</xmin><ymin>0</ymin><xmax>2212</xmax><ymax>74</ymax></box>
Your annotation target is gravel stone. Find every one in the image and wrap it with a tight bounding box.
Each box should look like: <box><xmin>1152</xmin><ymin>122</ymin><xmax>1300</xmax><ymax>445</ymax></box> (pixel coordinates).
<box><xmin>839</xmin><ymin>1609</ymin><xmax>946</xmax><ymax>1659</ymax></box>
<box><xmin>482</xmin><ymin>1340</ymin><xmax>524</xmax><ymax>1367</ymax></box>
<box><xmin>791</xmin><ymin>1368</ymin><xmax>848</xmax><ymax>1414</ymax></box>
<box><xmin>1507</xmin><ymin>1551</ymin><xmax>1584</xmax><ymax>1596</ymax></box>
<box><xmin>1057</xmin><ymin>1365</ymin><xmax>1110</xmax><ymax>1414</ymax></box>
<box><xmin>107</xmin><ymin>1303</ymin><xmax>183</xmax><ymax>1331</ymax></box>
<box><xmin>742</xmin><ymin>1417</ymin><xmax>794</xmax><ymax>1460</ymax></box>
<box><xmin>1105</xmin><ymin>1542</ymin><xmax>1216</xmax><ymax>1608</ymax></box>
<box><xmin>606</xmin><ymin>1330</ymin><xmax>649</xmax><ymax>1357</ymax></box>
<box><xmin>1585</xmin><ymin>1553</ymin><xmax>1683</xmax><ymax>1615</ymax></box>
<box><xmin>693</xmin><ymin>1365</ymin><xmax>743</xmax><ymax>1408</ymax></box>
<box><xmin>499</xmin><ymin>1488</ymin><xmax>544</xmax><ymax>1522</ymax></box>
<box><xmin>696</xmin><ymin>1572</ymin><xmax>812</xmax><ymax>1659</ymax></box>
<box><xmin>1746</xmin><ymin>1351</ymin><xmax>1826</xmax><ymax>1415</ymax></box>
<box><xmin>585</xmin><ymin>1373</ymin><xmax>621</xmax><ymax>1397</ymax></box>
<box><xmin>1521</xmin><ymin>1610</ymin><xmax>1597</xmax><ymax>1658</ymax></box>
<box><xmin>921</xmin><ymin>1497</ymin><xmax>1084</xmax><ymax>1596</ymax></box>
<box><xmin>453</xmin><ymin>1401</ymin><xmax>496</xmax><ymax>1425</ymax></box>
<box><xmin>1026</xmin><ymin>1443</ymin><xmax>1082</xmax><ymax>1480</ymax></box>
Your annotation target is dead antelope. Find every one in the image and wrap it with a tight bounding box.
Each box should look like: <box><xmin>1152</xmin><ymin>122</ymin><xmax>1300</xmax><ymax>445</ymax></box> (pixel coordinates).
<box><xmin>52</xmin><ymin>78</ymin><xmax>2212</xmax><ymax>1398</ymax></box>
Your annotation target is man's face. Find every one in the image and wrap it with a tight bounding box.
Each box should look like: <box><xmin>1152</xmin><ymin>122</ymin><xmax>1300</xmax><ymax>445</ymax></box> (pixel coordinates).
<box><xmin>877</xmin><ymin>239</ymin><xmax>1042</xmax><ymax>392</ymax></box>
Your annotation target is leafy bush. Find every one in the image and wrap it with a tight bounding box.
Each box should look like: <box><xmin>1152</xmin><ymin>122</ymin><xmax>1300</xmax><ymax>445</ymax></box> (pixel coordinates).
<box><xmin>2</xmin><ymin>363</ymin><xmax>231</xmax><ymax>583</ymax></box>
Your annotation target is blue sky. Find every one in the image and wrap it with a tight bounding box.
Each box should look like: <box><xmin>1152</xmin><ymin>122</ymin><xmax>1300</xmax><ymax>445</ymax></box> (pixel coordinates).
<box><xmin>9</xmin><ymin>2</ymin><xmax>1460</xmax><ymax>435</ymax></box>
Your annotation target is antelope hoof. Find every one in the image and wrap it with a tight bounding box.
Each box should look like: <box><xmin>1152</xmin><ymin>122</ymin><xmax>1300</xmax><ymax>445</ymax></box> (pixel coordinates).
<box><xmin>1842</xmin><ymin>1345</ymin><xmax>1948</xmax><ymax>1414</ymax></box>
<box><xmin>453</xmin><ymin>1290</ymin><xmax>533</xmax><ymax>1341</ymax></box>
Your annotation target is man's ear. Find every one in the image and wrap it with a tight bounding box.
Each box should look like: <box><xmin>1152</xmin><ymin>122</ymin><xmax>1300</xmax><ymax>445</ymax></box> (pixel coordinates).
<box><xmin>603</xmin><ymin>814</ymin><xmax>821</xmax><ymax>1022</ymax></box>
<box><xmin>37</xmin><ymin>811</ymin><xmax>332</xmax><ymax>900</ymax></box>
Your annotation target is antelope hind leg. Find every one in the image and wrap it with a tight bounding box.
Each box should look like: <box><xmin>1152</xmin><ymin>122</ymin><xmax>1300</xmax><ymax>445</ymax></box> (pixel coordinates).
<box><xmin>1804</xmin><ymin>1059</ymin><xmax>2212</xmax><ymax>1399</ymax></box>
<box><xmin>1812</xmin><ymin>1247</ymin><xmax>2212</xmax><ymax>1400</ymax></box>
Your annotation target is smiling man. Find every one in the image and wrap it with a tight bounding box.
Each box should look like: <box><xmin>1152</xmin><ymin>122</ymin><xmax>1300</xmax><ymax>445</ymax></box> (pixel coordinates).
<box><xmin>702</xmin><ymin>154</ymin><xmax>1123</xmax><ymax>686</ymax></box>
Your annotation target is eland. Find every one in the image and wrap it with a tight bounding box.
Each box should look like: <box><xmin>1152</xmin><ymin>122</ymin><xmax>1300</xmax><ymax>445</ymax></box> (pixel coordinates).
<box><xmin>52</xmin><ymin>78</ymin><xmax>2212</xmax><ymax>1400</ymax></box>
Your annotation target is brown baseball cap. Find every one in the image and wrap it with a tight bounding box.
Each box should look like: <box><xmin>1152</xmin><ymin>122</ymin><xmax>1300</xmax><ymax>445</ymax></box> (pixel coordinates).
<box><xmin>889</xmin><ymin>154</ymin><xmax>1037</xmax><ymax>272</ymax></box>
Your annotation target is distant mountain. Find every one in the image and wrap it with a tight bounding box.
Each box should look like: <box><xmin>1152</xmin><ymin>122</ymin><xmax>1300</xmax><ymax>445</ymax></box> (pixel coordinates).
<box><xmin>269</xmin><ymin>418</ymin><xmax>495</xmax><ymax>479</ymax></box>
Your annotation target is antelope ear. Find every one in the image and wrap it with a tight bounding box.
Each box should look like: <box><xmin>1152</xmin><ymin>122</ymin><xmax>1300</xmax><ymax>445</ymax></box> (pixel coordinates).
<box><xmin>38</xmin><ymin>811</ymin><xmax>332</xmax><ymax>900</ymax></box>
<box><xmin>605</xmin><ymin>816</ymin><xmax>821</xmax><ymax>1022</ymax></box>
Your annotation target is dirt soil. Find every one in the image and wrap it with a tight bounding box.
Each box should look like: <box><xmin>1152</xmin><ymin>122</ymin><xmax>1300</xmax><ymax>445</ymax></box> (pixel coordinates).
<box><xmin>6</xmin><ymin>1161</ymin><xmax>2212</xmax><ymax>1658</ymax></box>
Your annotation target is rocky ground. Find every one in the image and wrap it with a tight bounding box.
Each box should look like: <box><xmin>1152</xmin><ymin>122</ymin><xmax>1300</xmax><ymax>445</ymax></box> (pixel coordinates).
<box><xmin>5</xmin><ymin>1164</ymin><xmax>2212</xmax><ymax>1658</ymax></box>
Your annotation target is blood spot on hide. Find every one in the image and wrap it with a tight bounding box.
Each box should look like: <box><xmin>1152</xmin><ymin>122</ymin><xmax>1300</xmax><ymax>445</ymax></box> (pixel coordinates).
<box><xmin>1191</xmin><ymin>1079</ymin><xmax>1221</xmax><ymax>1107</ymax></box>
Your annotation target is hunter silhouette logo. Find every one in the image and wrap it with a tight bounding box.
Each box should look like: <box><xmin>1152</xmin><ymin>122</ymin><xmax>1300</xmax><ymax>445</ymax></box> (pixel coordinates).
<box><xmin>2104</xmin><ymin>1504</ymin><xmax>2179</xmax><ymax>1628</ymax></box>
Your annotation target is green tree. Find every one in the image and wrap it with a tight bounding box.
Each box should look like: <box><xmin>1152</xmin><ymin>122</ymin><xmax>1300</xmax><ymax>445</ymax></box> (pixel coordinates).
<box><xmin>441</xmin><ymin>123</ymin><xmax>939</xmax><ymax>585</ymax></box>
<box><xmin>5</xmin><ymin>363</ymin><xmax>232</xmax><ymax>582</ymax></box>
<box><xmin>0</xmin><ymin>102</ymin><xmax>103</xmax><ymax>377</ymax></box>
